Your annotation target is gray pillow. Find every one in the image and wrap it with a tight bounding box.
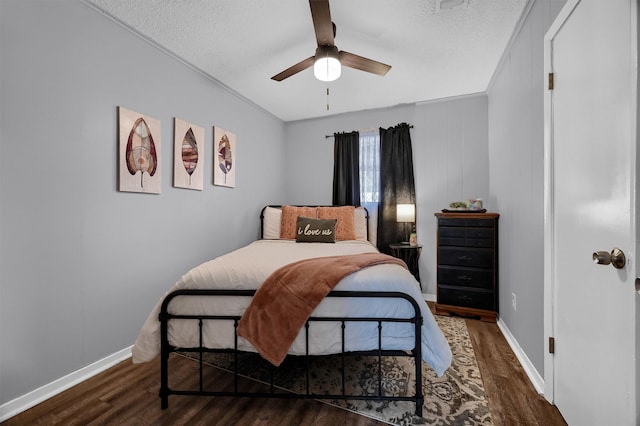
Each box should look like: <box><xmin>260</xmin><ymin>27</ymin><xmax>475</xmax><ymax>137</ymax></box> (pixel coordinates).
<box><xmin>295</xmin><ymin>216</ymin><xmax>337</xmax><ymax>243</ymax></box>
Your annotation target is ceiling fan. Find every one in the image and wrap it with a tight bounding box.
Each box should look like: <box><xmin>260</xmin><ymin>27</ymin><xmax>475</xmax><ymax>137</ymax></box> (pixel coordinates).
<box><xmin>271</xmin><ymin>0</ymin><xmax>392</xmax><ymax>82</ymax></box>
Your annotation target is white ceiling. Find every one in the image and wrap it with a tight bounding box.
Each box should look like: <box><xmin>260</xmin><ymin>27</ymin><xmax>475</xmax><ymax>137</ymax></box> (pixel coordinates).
<box><xmin>87</xmin><ymin>0</ymin><xmax>528</xmax><ymax>122</ymax></box>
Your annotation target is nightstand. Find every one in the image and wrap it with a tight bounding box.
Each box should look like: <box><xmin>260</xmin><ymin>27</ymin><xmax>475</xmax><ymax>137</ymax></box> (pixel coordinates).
<box><xmin>389</xmin><ymin>243</ymin><xmax>423</xmax><ymax>289</ymax></box>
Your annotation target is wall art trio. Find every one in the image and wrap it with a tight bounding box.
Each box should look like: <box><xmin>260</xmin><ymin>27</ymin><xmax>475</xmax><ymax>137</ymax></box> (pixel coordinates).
<box><xmin>117</xmin><ymin>106</ymin><xmax>236</xmax><ymax>194</ymax></box>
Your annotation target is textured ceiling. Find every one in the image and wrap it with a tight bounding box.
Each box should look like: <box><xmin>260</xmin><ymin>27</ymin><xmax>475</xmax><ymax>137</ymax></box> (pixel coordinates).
<box><xmin>86</xmin><ymin>0</ymin><xmax>528</xmax><ymax>122</ymax></box>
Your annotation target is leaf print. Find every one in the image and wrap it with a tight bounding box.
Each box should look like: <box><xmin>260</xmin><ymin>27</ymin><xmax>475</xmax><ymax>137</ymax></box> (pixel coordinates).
<box><xmin>182</xmin><ymin>127</ymin><xmax>198</xmax><ymax>184</ymax></box>
<box><xmin>217</xmin><ymin>134</ymin><xmax>232</xmax><ymax>183</ymax></box>
<box><xmin>126</xmin><ymin>117</ymin><xmax>157</xmax><ymax>188</ymax></box>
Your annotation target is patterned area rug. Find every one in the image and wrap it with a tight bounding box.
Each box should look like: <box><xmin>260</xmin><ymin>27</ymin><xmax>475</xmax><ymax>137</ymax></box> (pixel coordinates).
<box><xmin>178</xmin><ymin>315</ymin><xmax>492</xmax><ymax>425</ymax></box>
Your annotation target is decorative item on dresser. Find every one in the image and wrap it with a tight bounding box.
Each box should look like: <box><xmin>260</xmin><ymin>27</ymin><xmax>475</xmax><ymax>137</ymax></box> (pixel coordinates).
<box><xmin>434</xmin><ymin>212</ymin><xmax>499</xmax><ymax>322</ymax></box>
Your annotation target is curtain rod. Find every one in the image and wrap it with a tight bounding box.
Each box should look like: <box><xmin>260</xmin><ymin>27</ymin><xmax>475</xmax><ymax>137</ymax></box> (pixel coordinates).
<box><xmin>325</xmin><ymin>124</ymin><xmax>413</xmax><ymax>138</ymax></box>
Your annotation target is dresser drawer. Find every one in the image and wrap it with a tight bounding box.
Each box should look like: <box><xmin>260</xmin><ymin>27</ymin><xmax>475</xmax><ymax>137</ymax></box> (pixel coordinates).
<box><xmin>438</xmin><ymin>247</ymin><xmax>494</xmax><ymax>268</ymax></box>
<box><xmin>439</xmin><ymin>227</ymin><xmax>494</xmax><ymax>238</ymax></box>
<box><xmin>437</xmin><ymin>266</ymin><xmax>494</xmax><ymax>289</ymax></box>
<box><xmin>438</xmin><ymin>218</ymin><xmax>496</xmax><ymax>228</ymax></box>
<box><xmin>438</xmin><ymin>285</ymin><xmax>494</xmax><ymax>310</ymax></box>
<box><xmin>465</xmin><ymin>228</ymin><xmax>495</xmax><ymax>239</ymax></box>
<box><xmin>438</xmin><ymin>227</ymin><xmax>494</xmax><ymax>248</ymax></box>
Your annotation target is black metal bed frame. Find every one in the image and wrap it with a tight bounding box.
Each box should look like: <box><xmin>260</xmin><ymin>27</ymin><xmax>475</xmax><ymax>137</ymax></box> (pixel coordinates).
<box><xmin>159</xmin><ymin>289</ymin><xmax>424</xmax><ymax>417</ymax></box>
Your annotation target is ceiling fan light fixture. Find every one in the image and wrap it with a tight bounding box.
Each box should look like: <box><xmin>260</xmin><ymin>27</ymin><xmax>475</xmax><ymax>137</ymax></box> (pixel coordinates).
<box><xmin>314</xmin><ymin>46</ymin><xmax>341</xmax><ymax>82</ymax></box>
<box><xmin>271</xmin><ymin>1</ymin><xmax>390</xmax><ymax>82</ymax></box>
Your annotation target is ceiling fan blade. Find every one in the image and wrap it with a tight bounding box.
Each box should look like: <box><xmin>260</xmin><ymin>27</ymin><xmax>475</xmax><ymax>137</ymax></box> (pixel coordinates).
<box><xmin>271</xmin><ymin>56</ymin><xmax>315</xmax><ymax>81</ymax></box>
<box><xmin>309</xmin><ymin>0</ymin><xmax>334</xmax><ymax>46</ymax></box>
<box><xmin>339</xmin><ymin>51</ymin><xmax>391</xmax><ymax>76</ymax></box>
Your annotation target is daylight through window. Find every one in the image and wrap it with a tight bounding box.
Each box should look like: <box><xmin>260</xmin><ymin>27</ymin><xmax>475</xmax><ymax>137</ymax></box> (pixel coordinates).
<box><xmin>359</xmin><ymin>131</ymin><xmax>380</xmax><ymax>204</ymax></box>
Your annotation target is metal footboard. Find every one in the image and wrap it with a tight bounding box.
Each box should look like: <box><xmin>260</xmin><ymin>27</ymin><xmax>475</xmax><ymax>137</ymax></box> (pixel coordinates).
<box><xmin>159</xmin><ymin>289</ymin><xmax>424</xmax><ymax>417</ymax></box>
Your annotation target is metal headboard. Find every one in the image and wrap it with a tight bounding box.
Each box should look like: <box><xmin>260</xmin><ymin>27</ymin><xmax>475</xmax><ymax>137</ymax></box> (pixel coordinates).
<box><xmin>259</xmin><ymin>205</ymin><xmax>369</xmax><ymax>240</ymax></box>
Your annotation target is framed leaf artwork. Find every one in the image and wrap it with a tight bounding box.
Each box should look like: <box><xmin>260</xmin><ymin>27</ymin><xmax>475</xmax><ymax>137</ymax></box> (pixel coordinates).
<box><xmin>173</xmin><ymin>118</ymin><xmax>204</xmax><ymax>190</ymax></box>
<box><xmin>213</xmin><ymin>126</ymin><xmax>236</xmax><ymax>188</ymax></box>
<box><xmin>118</xmin><ymin>106</ymin><xmax>161</xmax><ymax>194</ymax></box>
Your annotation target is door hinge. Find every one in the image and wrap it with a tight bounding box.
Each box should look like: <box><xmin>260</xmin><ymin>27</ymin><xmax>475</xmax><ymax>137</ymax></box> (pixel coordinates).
<box><xmin>548</xmin><ymin>73</ymin><xmax>554</xmax><ymax>90</ymax></box>
<box><xmin>549</xmin><ymin>336</ymin><xmax>555</xmax><ymax>354</ymax></box>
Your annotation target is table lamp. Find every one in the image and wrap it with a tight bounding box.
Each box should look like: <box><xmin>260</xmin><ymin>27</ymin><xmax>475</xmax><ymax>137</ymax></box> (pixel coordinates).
<box><xmin>396</xmin><ymin>204</ymin><xmax>415</xmax><ymax>243</ymax></box>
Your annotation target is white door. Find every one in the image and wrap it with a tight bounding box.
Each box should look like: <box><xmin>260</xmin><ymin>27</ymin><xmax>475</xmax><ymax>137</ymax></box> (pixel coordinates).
<box><xmin>544</xmin><ymin>0</ymin><xmax>638</xmax><ymax>425</ymax></box>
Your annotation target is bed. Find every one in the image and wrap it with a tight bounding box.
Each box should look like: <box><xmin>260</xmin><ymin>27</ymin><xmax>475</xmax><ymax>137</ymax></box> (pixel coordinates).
<box><xmin>131</xmin><ymin>205</ymin><xmax>452</xmax><ymax>417</ymax></box>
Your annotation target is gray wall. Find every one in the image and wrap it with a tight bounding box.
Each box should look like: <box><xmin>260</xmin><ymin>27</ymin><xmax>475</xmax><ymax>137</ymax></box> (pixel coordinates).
<box><xmin>487</xmin><ymin>0</ymin><xmax>566</xmax><ymax>376</ymax></box>
<box><xmin>0</xmin><ymin>1</ymin><xmax>286</xmax><ymax>405</ymax></box>
<box><xmin>285</xmin><ymin>95</ymin><xmax>490</xmax><ymax>295</ymax></box>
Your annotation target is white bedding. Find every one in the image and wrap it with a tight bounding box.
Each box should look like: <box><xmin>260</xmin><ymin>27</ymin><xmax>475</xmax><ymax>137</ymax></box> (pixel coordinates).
<box><xmin>131</xmin><ymin>239</ymin><xmax>452</xmax><ymax>376</ymax></box>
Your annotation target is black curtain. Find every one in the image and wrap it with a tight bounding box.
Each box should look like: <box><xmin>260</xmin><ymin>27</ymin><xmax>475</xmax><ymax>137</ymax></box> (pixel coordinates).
<box><xmin>376</xmin><ymin>123</ymin><xmax>416</xmax><ymax>254</ymax></box>
<box><xmin>332</xmin><ymin>131</ymin><xmax>360</xmax><ymax>206</ymax></box>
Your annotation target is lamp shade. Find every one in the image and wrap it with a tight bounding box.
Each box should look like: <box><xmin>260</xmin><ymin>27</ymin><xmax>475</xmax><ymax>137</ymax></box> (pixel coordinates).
<box><xmin>396</xmin><ymin>204</ymin><xmax>415</xmax><ymax>222</ymax></box>
<box><xmin>314</xmin><ymin>46</ymin><xmax>341</xmax><ymax>82</ymax></box>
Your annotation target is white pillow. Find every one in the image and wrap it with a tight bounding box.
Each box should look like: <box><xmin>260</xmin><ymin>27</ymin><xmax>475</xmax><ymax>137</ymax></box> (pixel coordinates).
<box><xmin>354</xmin><ymin>207</ymin><xmax>367</xmax><ymax>241</ymax></box>
<box><xmin>262</xmin><ymin>206</ymin><xmax>282</xmax><ymax>239</ymax></box>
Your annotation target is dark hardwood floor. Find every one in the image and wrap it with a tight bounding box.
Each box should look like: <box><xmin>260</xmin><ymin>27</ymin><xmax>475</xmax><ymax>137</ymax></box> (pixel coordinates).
<box><xmin>2</xmin><ymin>311</ymin><xmax>566</xmax><ymax>425</ymax></box>
<box><xmin>466</xmin><ymin>318</ymin><xmax>566</xmax><ymax>426</ymax></box>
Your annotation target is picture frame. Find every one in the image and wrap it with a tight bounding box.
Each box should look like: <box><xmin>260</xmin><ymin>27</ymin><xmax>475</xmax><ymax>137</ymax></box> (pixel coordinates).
<box><xmin>173</xmin><ymin>117</ymin><xmax>204</xmax><ymax>190</ymax></box>
<box><xmin>118</xmin><ymin>106</ymin><xmax>161</xmax><ymax>194</ymax></box>
<box><xmin>213</xmin><ymin>126</ymin><xmax>236</xmax><ymax>188</ymax></box>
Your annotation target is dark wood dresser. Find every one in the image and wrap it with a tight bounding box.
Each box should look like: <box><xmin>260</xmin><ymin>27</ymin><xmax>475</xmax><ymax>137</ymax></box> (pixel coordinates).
<box><xmin>434</xmin><ymin>212</ymin><xmax>499</xmax><ymax>322</ymax></box>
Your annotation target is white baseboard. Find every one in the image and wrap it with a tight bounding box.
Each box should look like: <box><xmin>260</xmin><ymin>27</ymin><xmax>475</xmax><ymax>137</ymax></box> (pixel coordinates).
<box><xmin>0</xmin><ymin>346</ymin><xmax>132</xmax><ymax>422</ymax></box>
<box><xmin>496</xmin><ymin>317</ymin><xmax>545</xmax><ymax>395</ymax></box>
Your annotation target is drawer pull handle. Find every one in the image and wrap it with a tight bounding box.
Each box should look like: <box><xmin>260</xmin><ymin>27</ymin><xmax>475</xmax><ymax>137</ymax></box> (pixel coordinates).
<box><xmin>457</xmin><ymin>255</ymin><xmax>473</xmax><ymax>262</ymax></box>
<box><xmin>457</xmin><ymin>275</ymin><xmax>472</xmax><ymax>282</ymax></box>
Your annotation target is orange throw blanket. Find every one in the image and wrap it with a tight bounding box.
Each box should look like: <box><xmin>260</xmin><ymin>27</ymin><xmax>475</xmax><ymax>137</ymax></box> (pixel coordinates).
<box><xmin>237</xmin><ymin>253</ymin><xmax>408</xmax><ymax>366</ymax></box>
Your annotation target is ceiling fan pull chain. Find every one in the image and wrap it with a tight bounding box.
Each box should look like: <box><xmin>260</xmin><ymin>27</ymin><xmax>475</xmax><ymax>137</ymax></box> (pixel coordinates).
<box><xmin>327</xmin><ymin>86</ymin><xmax>330</xmax><ymax>111</ymax></box>
<box><xmin>326</xmin><ymin>53</ymin><xmax>330</xmax><ymax>110</ymax></box>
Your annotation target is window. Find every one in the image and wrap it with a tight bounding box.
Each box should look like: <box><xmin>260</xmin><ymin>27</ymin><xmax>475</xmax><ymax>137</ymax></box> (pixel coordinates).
<box><xmin>359</xmin><ymin>131</ymin><xmax>380</xmax><ymax>244</ymax></box>
<box><xmin>359</xmin><ymin>131</ymin><xmax>380</xmax><ymax>204</ymax></box>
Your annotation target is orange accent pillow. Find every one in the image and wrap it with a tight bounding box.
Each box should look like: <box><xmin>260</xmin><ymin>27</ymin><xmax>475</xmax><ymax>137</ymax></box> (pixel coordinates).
<box><xmin>280</xmin><ymin>206</ymin><xmax>317</xmax><ymax>239</ymax></box>
<box><xmin>317</xmin><ymin>206</ymin><xmax>356</xmax><ymax>241</ymax></box>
